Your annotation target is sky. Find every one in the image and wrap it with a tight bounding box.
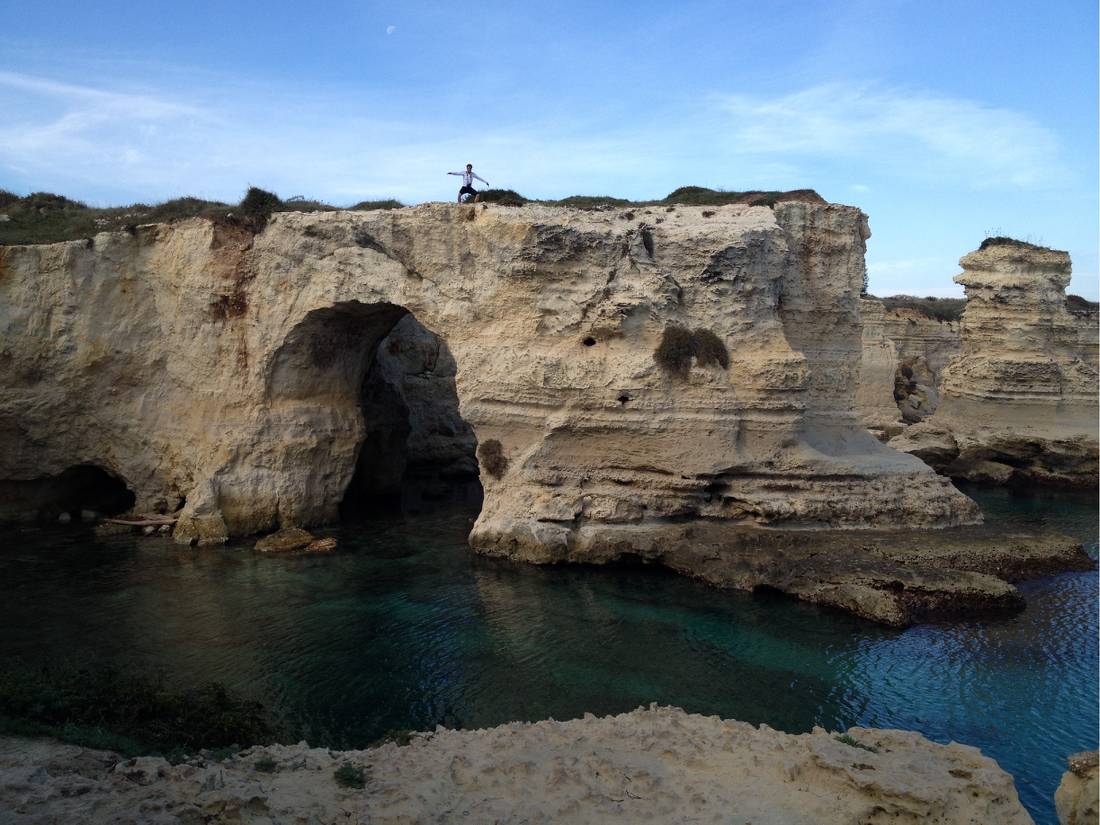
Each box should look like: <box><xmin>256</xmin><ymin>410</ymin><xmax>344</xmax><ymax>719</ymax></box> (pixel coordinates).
<box><xmin>1</xmin><ymin>0</ymin><xmax>1096</xmax><ymax>298</ymax></box>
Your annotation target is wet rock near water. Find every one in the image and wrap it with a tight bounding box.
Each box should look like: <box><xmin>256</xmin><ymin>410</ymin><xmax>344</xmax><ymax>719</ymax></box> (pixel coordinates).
<box><xmin>1055</xmin><ymin>750</ymin><xmax>1099</xmax><ymax>825</ymax></box>
<box><xmin>254</xmin><ymin>527</ymin><xmax>337</xmax><ymax>554</ymax></box>
<box><xmin>486</xmin><ymin>520</ymin><xmax>1095</xmax><ymax>627</ymax></box>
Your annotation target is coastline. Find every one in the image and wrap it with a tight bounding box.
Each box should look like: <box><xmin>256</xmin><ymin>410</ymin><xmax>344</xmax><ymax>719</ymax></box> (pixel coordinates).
<box><xmin>0</xmin><ymin>705</ymin><xmax>1036</xmax><ymax>824</ymax></box>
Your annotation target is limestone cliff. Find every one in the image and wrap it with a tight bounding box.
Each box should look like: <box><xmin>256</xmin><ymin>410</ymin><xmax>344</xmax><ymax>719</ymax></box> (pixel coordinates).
<box><xmin>890</xmin><ymin>240</ymin><xmax>1099</xmax><ymax>487</ymax></box>
<box><xmin>857</xmin><ymin>299</ymin><xmax>963</xmax><ymax>437</ymax></box>
<box><xmin>856</xmin><ymin>298</ymin><xmax>905</xmax><ymax>439</ymax></box>
<box><xmin>0</xmin><ymin>202</ymin><xmax>979</xmax><ymax>548</ymax></box>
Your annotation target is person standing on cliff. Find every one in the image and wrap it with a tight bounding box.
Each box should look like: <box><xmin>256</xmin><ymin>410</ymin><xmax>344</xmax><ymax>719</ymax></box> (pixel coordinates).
<box><xmin>447</xmin><ymin>164</ymin><xmax>489</xmax><ymax>203</ymax></box>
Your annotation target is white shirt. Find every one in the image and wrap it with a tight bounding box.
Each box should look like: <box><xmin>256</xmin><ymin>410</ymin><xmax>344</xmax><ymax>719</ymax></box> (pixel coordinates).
<box><xmin>449</xmin><ymin>169</ymin><xmax>488</xmax><ymax>187</ymax></box>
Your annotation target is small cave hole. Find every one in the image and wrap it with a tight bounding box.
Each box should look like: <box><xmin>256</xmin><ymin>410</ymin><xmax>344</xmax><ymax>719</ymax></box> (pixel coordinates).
<box><xmin>582</xmin><ymin>336</ymin><xmax>597</xmax><ymax>347</ymax></box>
<box><xmin>617</xmin><ymin>393</ymin><xmax>631</xmax><ymax>405</ymax></box>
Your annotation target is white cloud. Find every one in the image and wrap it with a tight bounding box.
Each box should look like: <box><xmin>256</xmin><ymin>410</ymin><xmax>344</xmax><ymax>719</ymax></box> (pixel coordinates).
<box><xmin>386</xmin><ymin>25</ymin><xmax>396</xmax><ymax>35</ymax></box>
<box><xmin>718</xmin><ymin>83</ymin><xmax>1062</xmax><ymax>188</ymax></box>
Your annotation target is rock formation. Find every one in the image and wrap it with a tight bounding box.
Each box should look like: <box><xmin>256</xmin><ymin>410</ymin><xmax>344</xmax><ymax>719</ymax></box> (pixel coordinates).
<box><xmin>0</xmin><ymin>705</ymin><xmax>1036</xmax><ymax>824</ymax></box>
<box><xmin>889</xmin><ymin>240</ymin><xmax>1099</xmax><ymax>487</ymax></box>
<box><xmin>858</xmin><ymin>299</ymin><xmax>964</xmax><ymax>439</ymax></box>
<box><xmin>3</xmin><ymin>206</ymin><xmax>1092</xmax><ymax>622</ymax></box>
<box><xmin>0</xmin><ymin>202</ymin><xmax>977</xmax><ymax>539</ymax></box>
<box><xmin>884</xmin><ymin>305</ymin><xmax>962</xmax><ymax>424</ymax></box>
<box><xmin>1055</xmin><ymin>751</ymin><xmax>1099</xmax><ymax>825</ymax></box>
<box><xmin>856</xmin><ymin>298</ymin><xmax>906</xmax><ymax>439</ymax></box>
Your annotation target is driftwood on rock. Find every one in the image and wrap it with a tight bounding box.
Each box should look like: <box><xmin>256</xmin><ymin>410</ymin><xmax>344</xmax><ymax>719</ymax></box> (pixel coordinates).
<box><xmin>103</xmin><ymin>516</ymin><xmax>178</xmax><ymax>527</ymax></box>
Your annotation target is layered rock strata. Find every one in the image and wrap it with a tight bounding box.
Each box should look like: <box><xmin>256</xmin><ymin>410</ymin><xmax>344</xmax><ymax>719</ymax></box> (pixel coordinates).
<box><xmin>856</xmin><ymin>297</ymin><xmax>906</xmax><ymax>439</ymax></box>
<box><xmin>0</xmin><ymin>202</ymin><xmax>979</xmax><ymax>549</ymax></box>
<box><xmin>884</xmin><ymin>306</ymin><xmax>962</xmax><ymax>423</ymax></box>
<box><xmin>857</xmin><ymin>300</ymin><xmax>962</xmax><ymax>436</ymax></box>
<box><xmin>543</xmin><ymin>521</ymin><xmax>1091</xmax><ymax>626</ymax></box>
<box><xmin>890</xmin><ymin>241</ymin><xmax>1099</xmax><ymax>487</ymax></box>
<box><xmin>0</xmin><ymin>706</ymin><xmax>1035</xmax><ymax>824</ymax></box>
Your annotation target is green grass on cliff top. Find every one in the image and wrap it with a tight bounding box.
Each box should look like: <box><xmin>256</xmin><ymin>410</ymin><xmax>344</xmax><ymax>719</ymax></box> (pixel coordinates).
<box><xmin>0</xmin><ymin>185</ymin><xmax>824</xmax><ymax>246</ymax></box>
<box><xmin>0</xmin><ymin>188</ymin><xmax>403</xmax><ymax>246</ymax></box>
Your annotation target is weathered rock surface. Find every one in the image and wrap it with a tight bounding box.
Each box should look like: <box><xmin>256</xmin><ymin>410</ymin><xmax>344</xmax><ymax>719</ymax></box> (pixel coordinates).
<box><xmin>0</xmin><ymin>202</ymin><xmax>980</xmax><ymax>553</ymax></box>
<box><xmin>889</xmin><ymin>241</ymin><xmax>1098</xmax><ymax>487</ymax></box>
<box><xmin>858</xmin><ymin>299</ymin><xmax>962</xmax><ymax>436</ymax></box>
<box><xmin>856</xmin><ymin>298</ymin><xmax>906</xmax><ymax>439</ymax></box>
<box><xmin>254</xmin><ymin>526</ymin><xmax>316</xmax><ymax>553</ymax></box>
<box><xmin>484</xmin><ymin>519</ymin><xmax>1091</xmax><ymax>625</ymax></box>
<box><xmin>1056</xmin><ymin>751</ymin><xmax>1099</xmax><ymax>825</ymax></box>
<box><xmin>0</xmin><ymin>706</ymin><xmax>1036</xmax><ymax>824</ymax></box>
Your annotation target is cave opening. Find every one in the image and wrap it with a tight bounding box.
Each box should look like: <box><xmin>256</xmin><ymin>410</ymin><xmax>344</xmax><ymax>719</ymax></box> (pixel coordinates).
<box><xmin>340</xmin><ymin>312</ymin><xmax>482</xmax><ymax>520</ymax></box>
<box><xmin>268</xmin><ymin>301</ymin><xmax>482</xmax><ymax>525</ymax></box>
<box><xmin>0</xmin><ymin>464</ymin><xmax>136</xmax><ymax>524</ymax></box>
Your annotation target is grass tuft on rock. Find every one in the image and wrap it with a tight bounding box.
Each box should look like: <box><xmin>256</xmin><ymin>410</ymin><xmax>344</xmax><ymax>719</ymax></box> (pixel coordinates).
<box><xmin>834</xmin><ymin>733</ymin><xmax>879</xmax><ymax>753</ymax></box>
<box><xmin>654</xmin><ymin>325</ymin><xmax>730</xmax><ymax>378</ymax></box>
<box><xmin>334</xmin><ymin>762</ymin><xmax>367</xmax><ymax>789</ymax></box>
<box><xmin>478</xmin><ymin>439</ymin><xmax>509</xmax><ymax>479</ymax></box>
<box><xmin>0</xmin><ymin>661</ymin><xmax>275</xmax><ymax>759</ymax></box>
<box><xmin>654</xmin><ymin>325</ymin><xmax>696</xmax><ymax>379</ymax></box>
<box><xmin>691</xmin><ymin>328</ymin><xmax>729</xmax><ymax>368</ymax></box>
<box><xmin>477</xmin><ymin>189</ymin><xmax>528</xmax><ymax>206</ymax></box>
<box><xmin>254</xmin><ymin>755</ymin><xmax>278</xmax><ymax>773</ymax></box>
<box><xmin>237</xmin><ymin>187</ymin><xmax>282</xmax><ymax>228</ymax></box>
<box><xmin>978</xmin><ymin>235</ymin><xmax>1062</xmax><ymax>254</ymax></box>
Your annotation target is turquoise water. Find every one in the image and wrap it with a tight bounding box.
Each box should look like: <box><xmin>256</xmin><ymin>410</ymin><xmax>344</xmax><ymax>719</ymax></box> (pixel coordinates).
<box><xmin>0</xmin><ymin>484</ymin><xmax>1095</xmax><ymax>824</ymax></box>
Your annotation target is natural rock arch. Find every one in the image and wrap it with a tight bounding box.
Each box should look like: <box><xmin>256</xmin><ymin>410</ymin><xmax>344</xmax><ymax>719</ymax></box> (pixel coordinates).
<box><xmin>259</xmin><ymin>300</ymin><xmax>479</xmax><ymax>527</ymax></box>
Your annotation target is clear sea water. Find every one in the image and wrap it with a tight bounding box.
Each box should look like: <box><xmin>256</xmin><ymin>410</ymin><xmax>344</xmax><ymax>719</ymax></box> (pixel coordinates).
<box><xmin>0</xmin><ymin>484</ymin><xmax>1095</xmax><ymax>824</ymax></box>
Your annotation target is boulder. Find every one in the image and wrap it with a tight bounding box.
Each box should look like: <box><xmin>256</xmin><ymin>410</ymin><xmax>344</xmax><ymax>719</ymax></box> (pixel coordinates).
<box><xmin>1055</xmin><ymin>750</ymin><xmax>1099</xmax><ymax>825</ymax></box>
<box><xmin>255</xmin><ymin>527</ymin><xmax>315</xmax><ymax>553</ymax></box>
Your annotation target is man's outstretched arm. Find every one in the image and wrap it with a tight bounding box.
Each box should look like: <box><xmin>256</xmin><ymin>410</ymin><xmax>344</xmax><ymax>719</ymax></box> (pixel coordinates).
<box><xmin>471</xmin><ymin>172</ymin><xmax>488</xmax><ymax>185</ymax></box>
<box><xmin>446</xmin><ymin>171</ymin><xmax>463</xmax><ymax>176</ymax></box>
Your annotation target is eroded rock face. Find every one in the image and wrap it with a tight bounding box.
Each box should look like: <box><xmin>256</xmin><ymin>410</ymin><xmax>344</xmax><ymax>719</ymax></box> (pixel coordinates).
<box><xmin>857</xmin><ymin>299</ymin><xmax>962</xmax><ymax>434</ymax></box>
<box><xmin>0</xmin><ymin>203</ymin><xmax>980</xmax><ymax>553</ymax></box>
<box><xmin>1055</xmin><ymin>751</ymin><xmax>1099</xmax><ymax>825</ymax></box>
<box><xmin>0</xmin><ymin>706</ymin><xmax>1035</xmax><ymax>824</ymax></box>
<box><xmin>889</xmin><ymin>241</ymin><xmax>1099</xmax><ymax>487</ymax></box>
<box><xmin>856</xmin><ymin>298</ymin><xmax>905</xmax><ymax>439</ymax></box>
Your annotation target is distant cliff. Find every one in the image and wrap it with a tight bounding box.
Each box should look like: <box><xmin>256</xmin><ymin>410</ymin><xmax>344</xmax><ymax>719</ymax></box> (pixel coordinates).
<box><xmin>886</xmin><ymin>240</ymin><xmax>1098</xmax><ymax>487</ymax></box>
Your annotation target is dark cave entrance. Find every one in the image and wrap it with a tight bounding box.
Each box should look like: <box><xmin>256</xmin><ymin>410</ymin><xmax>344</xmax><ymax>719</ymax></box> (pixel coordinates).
<box><xmin>335</xmin><ymin>309</ymin><xmax>481</xmax><ymax>521</ymax></box>
<box><xmin>0</xmin><ymin>464</ymin><xmax>136</xmax><ymax>524</ymax></box>
<box><xmin>268</xmin><ymin>301</ymin><xmax>482</xmax><ymax>524</ymax></box>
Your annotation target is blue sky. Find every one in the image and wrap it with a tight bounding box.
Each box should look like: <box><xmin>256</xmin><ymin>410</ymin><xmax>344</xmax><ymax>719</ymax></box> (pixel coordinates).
<box><xmin>1</xmin><ymin>0</ymin><xmax>1096</xmax><ymax>297</ymax></box>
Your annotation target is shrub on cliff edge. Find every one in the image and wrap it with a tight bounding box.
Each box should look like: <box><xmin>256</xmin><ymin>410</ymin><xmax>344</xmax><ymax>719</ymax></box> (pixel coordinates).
<box><xmin>238</xmin><ymin>186</ymin><xmax>282</xmax><ymax>228</ymax></box>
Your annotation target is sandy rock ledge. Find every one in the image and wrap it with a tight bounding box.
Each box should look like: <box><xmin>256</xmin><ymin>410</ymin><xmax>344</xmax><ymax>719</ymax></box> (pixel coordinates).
<box><xmin>0</xmin><ymin>706</ymin><xmax>1034</xmax><ymax>824</ymax></box>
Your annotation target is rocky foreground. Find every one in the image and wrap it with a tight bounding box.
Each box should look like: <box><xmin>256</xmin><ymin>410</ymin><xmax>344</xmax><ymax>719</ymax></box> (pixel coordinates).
<box><xmin>0</xmin><ymin>706</ymin><xmax>1037</xmax><ymax>824</ymax></box>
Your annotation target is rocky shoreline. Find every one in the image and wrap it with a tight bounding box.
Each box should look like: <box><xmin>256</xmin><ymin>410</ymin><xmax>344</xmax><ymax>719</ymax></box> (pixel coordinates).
<box><xmin>0</xmin><ymin>706</ymin><xmax>1039</xmax><ymax>824</ymax></box>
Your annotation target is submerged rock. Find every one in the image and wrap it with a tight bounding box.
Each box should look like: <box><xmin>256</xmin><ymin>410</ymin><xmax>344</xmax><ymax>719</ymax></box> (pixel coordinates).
<box><xmin>304</xmin><ymin>537</ymin><xmax>337</xmax><ymax>553</ymax></box>
<box><xmin>0</xmin><ymin>706</ymin><xmax>1035</xmax><ymax>824</ymax></box>
<box><xmin>254</xmin><ymin>527</ymin><xmax>315</xmax><ymax>553</ymax></box>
